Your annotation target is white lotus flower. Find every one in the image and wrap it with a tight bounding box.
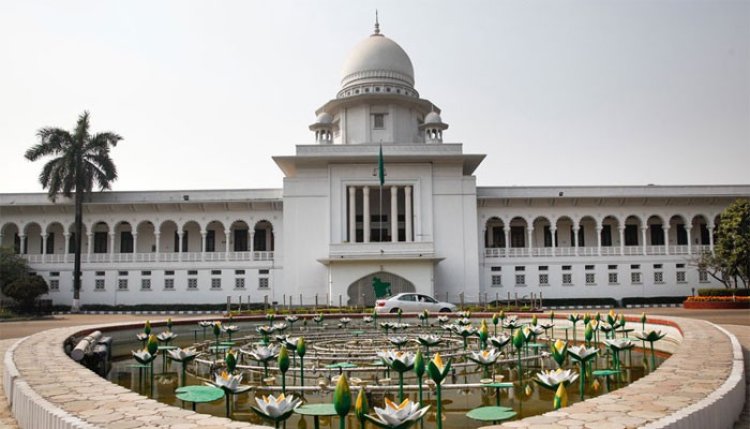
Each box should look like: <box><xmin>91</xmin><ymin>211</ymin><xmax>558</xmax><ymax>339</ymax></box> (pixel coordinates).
<box><xmin>273</xmin><ymin>322</ymin><xmax>288</xmax><ymax>331</ymax></box>
<box><xmin>157</xmin><ymin>331</ymin><xmax>177</xmax><ymax>342</ymax></box>
<box><xmin>441</xmin><ymin>323</ymin><xmax>456</xmax><ymax>332</ymax></box>
<box><xmin>254</xmin><ymin>393</ymin><xmax>302</xmax><ymax>419</ymax></box>
<box><xmin>313</xmin><ymin>314</ymin><xmax>324</xmax><ymax>323</ymax></box>
<box><xmin>221</xmin><ymin>325</ymin><xmax>239</xmax><ymax>334</ymax></box>
<box><xmin>457</xmin><ymin>311</ymin><xmax>471</xmax><ymax>318</ymax></box>
<box><xmin>567</xmin><ymin>345</ymin><xmax>599</xmax><ymax>362</ymax></box>
<box><xmin>371</xmin><ymin>398</ymin><xmax>430</xmax><ymax>427</ymax></box>
<box><xmin>285</xmin><ymin>315</ymin><xmax>299</xmax><ymax>323</ymax></box>
<box><xmin>275</xmin><ymin>334</ymin><xmax>289</xmax><ymax>344</ymax></box>
<box><xmin>489</xmin><ymin>334</ymin><xmax>511</xmax><ymax>348</ymax></box>
<box><xmin>535</xmin><ymin>368</ymin><xmax>579</xmax><ymax>390</ymax></box>
<box><xmin>538</xmin><ymin>322</ymin><xmax>554</xmax><ymax>330</ymax></box>
<box><xmin>377</xmin><ymin>350</ymin><xmax>416</xmax><ymax>372</ymax></box>
<box><xmin>256</xmin><ymin>325</ymin><xmax>276</xmax><ymax>335</ymax></box>
<box><xmin>380</xmin><ymin>322</ymin><xmax>396</xmax><ymax>330</ymax></box>
<box><xmin>136</xmin><ymin>332</ymin><xmax>148</xmax><ymax>341</ymax></box>
<box><xmin>502</xmin><ymin>318</ymin><xmax>522</xmax><ymax>330</ymax></box>
<box><xmin>468</xmin><ymin>348</ymin><xmax>500</xmax><ymax>365</ymax></box>
<box><xmin>167</xmin><ymin>347</ymin><xmax>199</xmax><ymax>362</ymax></box>
<box><xmin>339</xmin><ymin>317</ymin><xmax>352</xmax><ymax>324</ymax></box>
<box><xmin>363</xmin><ymin>316</ymin><xmax>374</xmax><ymax>324</ymax></box>
<box><xmin>392</xmin><ymin>322</ymin><xmax>410</xmax><ymax>330</ymax></box>
<box><xmin>437</xmin><ymin>316</ymin><xmax>449</xmax><ymax>324</ymax></box>
<box><xmin>454</xmin><ymin>325</ymin><xmax>477</xmax><ymax>337</ymax></box>
<box><xmin>285</xmin><ymin>337</ymin><xmax>301</xmax><ymax>350</ymax></box>
<box><xmin>604</xmin><ymin>338</ymin><xmax>635</xmax><ymax>351</ymax></box>
<box><xmin>132</xmin><ymin>349</ymin><xmax>156</xmax><ymax>365</ymax></box>
<box><xmin>417</xmin><ymin>334</ymin><xmax>442</xmax><ymax>346</ymax></box>
<box><xmin>198</xmin><ymin>320</ymin><xmax>213</xmax><ymax>328</ymax></box>
<box><xmin>211</xmin><ymin>370</ymin><xmax>251</xmax><ymax>393</ymax></box>
<box><xmin>388</xmin><ymin>336</ymin><xmax>409</xmax><ymax>347</ymax></box>
<box><xmin>528</xmin><ymin>326</ymin><xmax>545</xmax><ymax>337</ymax></box>
<box><xmin>456</xmin><ymin>317</ymin><xmax>472</xmax><ymax>326</ymax></box>
<box><xmin>242</xmin><ymin>344</ymin><xmax>279</xmax><ymax>363</ymax></box>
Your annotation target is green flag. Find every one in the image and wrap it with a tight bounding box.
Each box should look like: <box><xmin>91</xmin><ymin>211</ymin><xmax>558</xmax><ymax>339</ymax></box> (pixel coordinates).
<box><xmin>378</xmin><ymin>144</ymin><xmax>385</xmax><ymax>186</ymax></box>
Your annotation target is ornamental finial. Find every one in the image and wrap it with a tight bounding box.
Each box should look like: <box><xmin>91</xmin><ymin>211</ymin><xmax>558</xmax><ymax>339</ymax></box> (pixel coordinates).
<box><xmin>374</xmin><ymin>10</ymin><xmax>380</xmax><ymax>35</ymax></box>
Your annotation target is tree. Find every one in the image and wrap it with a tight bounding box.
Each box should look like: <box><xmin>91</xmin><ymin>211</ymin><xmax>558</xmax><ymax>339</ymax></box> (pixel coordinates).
<box><xmin>694</xmin><ymin>199</ymin><xmax>750</xmax><ymax>289</ymax></box>
<box><xmin>3</xmin><ymin>274</ymin><xmax>49</xmax><ymax>313</ymax></box>
<box><xmin>25</xmin><ymin>111</ymin><xmax>122</xmax><ymax>311</ymax></box>
<box><xmin>0</xmin><ymin>247</ymin><xmax>30</xmax><ymax>290</ymax></box>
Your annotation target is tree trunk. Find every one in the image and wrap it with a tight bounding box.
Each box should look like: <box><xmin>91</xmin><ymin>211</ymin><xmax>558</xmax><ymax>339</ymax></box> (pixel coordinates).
<box><xmin>72</xmin><ymin>161</ymin><xmax>83</xmax><ymax>313</ymax></box>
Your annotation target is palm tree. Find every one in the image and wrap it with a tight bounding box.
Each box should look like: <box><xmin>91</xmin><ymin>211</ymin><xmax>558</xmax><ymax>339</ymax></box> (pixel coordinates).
<box><xmin>25</xmin><ymin>111</ymin><xmax>122</xmax><ymax>312</ymax></box>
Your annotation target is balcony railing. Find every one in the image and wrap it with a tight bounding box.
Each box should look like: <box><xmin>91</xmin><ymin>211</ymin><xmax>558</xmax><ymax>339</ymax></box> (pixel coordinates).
<box><xmin>330</xmin><ymin>241</ymin><xmax>434</xmax><ymax>258</ymax></box>
<box><xmin>20</xmin><ymin>251</ymin><xmax>274</xmax><ymax>264</ymax></box>
<box><xmin>484</xmin><ymin>244</ymin><xmax>712</xmax><ymax>258</ymax></box>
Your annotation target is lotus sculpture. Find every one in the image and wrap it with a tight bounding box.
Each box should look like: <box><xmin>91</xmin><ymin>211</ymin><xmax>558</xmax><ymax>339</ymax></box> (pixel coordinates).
<box><xmin>378</xmin><ymin>350</ymin><xmax>416</xmax><ymax>401</ymax></box>
<box><xmin>252</xmin><ymin>393</ymin><xmax>302</xmax><ymax>429</ymax></box>
<box><xmin>210</xmin><ymin>370</ymin><xmax>251</xmax><ymax>416</ymax></box>
<box><xmin>364</xmin><ymin>398</ymin><xmax>430</xmax><ymax>429</ymax></box>
<box><xmin>242</xmin><ymin>344</ymin><xmax>279</xmax><ymax>377</ymax></box>
<box><xmin>636</xmin><ymin>330</ymin><xmax>666</xmax><ymax>370</ymax></box>
<box><xmin>167</xmin><ymin>347</ymin><xmax>200</xmax><ymax>386</ymax></box>
<box><xmin>426</xmin><ymin>353</ymin><xmax>451</xmax><ymax>429</ymax></box>
<box><xmin>534</xmin><ymin>368</ymin><xmax>578</xmax><ymax>391</ymax></box>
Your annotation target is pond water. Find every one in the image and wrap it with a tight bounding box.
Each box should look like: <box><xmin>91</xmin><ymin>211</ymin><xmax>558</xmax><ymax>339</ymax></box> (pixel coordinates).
<box><xmin>105</xmin><ymin>319</ymin><xmax>667</xmax><ymax>428</ymax></box>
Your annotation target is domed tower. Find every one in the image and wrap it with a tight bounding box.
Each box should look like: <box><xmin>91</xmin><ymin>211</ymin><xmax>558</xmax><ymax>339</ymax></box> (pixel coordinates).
<box><xmin>310</xmin><ymin>18</ymin><xmax>446</xmax><ymax>145</ymax></box>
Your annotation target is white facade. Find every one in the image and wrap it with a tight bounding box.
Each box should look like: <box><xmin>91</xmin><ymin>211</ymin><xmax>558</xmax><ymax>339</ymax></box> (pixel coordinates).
<box><xmin>1</xmin><ymin>25</ymin><xmax>748</xmax><ymax>307</ymax></box>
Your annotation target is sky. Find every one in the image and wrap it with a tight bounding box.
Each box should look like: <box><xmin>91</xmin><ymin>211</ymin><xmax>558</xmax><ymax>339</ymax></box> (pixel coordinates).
<box><xmin>1</xmin><ymin>0</ymin><xmax>748</xmax><ymax>193</ymax></box>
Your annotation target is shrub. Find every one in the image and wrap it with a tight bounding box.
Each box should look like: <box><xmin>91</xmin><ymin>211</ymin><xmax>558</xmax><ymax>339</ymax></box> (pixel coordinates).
<box><xmin>3</xmin><ymin>274</ymin><xmax>49</xmax><ymax>312</ymax></box>
<box><xmin>621</xmin><ymin>296</ymin><xmax>688</xmax><ymax>306</ymax></box>
<box><xmin>697</xmin><ymin>288</ymin><xmax>750</xmax><ymax>297</ymax></box>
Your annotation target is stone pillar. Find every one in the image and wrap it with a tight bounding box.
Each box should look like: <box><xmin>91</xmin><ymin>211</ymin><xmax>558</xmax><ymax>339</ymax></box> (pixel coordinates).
<box><xmin>109</xmin><ymin>232</ymin><xmax>115</xmax><ymax>261</ymax></box>
<box><xmin>178</xmin><ymin>231</ymin><xmax>184</xmax><ymax>261</ymax></box>
<box><xmin>348</xmin><ymin>186</ymin><xmax>356</xmax><ymax>242</ymax></box>
<box><xmin>390</xmin><ymin>185</ymin><xmax>398</xmax><ymax>243</ymax></box>
<box><xmin>550</xmin><ymin>227</ymin><xmax>557</xmax><ymax>256</ymax></box>
<box><xmin>19</xmin><ymin>235</ymin><xmax>26</xmax><ymax>254</ymax></box>
<box><xmin>200</xmin><ymin>231</ymin><xmax>207</xmax><ymax>260</ymax></box>
<box><xmin>154</xmin><ymin>233</ymin><xmax>161</xmax><ymax>257</ymax></box>
<box><xmin>572</xmin><ymin>226</ymin><xmax>580</xmax><ymax>256</ymax></box>
<box><xmin>132</xmin><ymin>233</ymin><xmax>138</xmax><ymax>255</ymax></box>
<box><xmin>504</xmin><ymin>227</ymin><xmax>510</xmax><ymax>252</ymax></box>
<box><xmin>363</xmin><ymin>186</ymin><xmax>371</xmax><ymax>243</ymax></box>
<box><xmin>618</xmin><ymin>226</ymin><xmax>625</xmax><ymax>256</ymax></box>
<box><xmin>685</xmin><ymin>226</ymin><xmax>692</xmax><ymax>255</ymax></box>
<box><xmin>641</xmin><ymin>226</ymin><xmax>648</xmax><ymax>256</ymax></box>
<box><xmin>596</xmin><ymin>227</ymin><xmax>603</xmax><ymax>256</ymax></box>
<box><xmin>526</xmin><ymin>226</ymin><xmax>533</xmax><ymax>255</ymax></box>
<box><xmin>42</xmin><ymin>234</ymin><xmax>48</xmax><ymax>255</ymax></box>
<box><xmin>250</xmin><ymin>231</ymin><xmax>255</xmax><ymax>254</ymax></box>
<box><xmin>663</xmin><ymin>226</ymin><xmax>670</xmax><ymax>255</ymax></box>
<box><xmin>708</xmin><ymin>225</ymin><xmax>715</xmax><ymax>254</ymax></box>
<box><xmin>405</xmin><ymin>186</ymin><xmax>413</xmax><ymax>242</ymax></box>
<box><xmin>63</xmin><ymin>233</ymin><xmax>70</xmax><ymax>260</ymax></box>
<box><xmin>224</xmin><ymin>229</ymin><xmax>231</xmax><ymax>254</ymax></box>
<box><xmin>87</xmin><ymin>233</ymin><xmax>93</xmax><ymax>256</ymax></box>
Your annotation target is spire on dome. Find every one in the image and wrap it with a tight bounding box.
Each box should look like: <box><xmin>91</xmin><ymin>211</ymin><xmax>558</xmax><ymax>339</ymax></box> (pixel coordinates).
<box><xmin>373</xmin><ymin>10</ymin><xmax>381</xmax><ymax>35</ymax></box>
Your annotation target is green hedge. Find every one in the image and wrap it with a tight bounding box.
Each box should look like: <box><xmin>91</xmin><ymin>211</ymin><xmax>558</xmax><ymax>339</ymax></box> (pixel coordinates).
<box><xmin>621</xmin><ymin>296</ymin><xmax>687</xmax><ymax>306</ymax></box>
<box><xmin>697</xmin><ymin>288</ymin><xmax>750</xmax><ymax>297</ymax></box>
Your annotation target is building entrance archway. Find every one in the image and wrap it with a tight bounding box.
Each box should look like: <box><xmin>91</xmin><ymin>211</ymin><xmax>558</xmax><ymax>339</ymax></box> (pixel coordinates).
<box><xmin>347</xmin><ymin>271</ymin><xmax>416</xmax><ymax>306</ymax></box>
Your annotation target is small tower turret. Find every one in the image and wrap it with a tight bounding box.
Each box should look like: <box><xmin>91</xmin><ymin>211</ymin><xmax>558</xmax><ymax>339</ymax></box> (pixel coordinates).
<box><xmin>309</xmin><ymin>112</ymin><xmax>334</xmax><ymax>144</ymax></box>
<box><xmin>420</xmin><ymin>110</ymin><xmax>448</xmax><ymax>143</ymax></box>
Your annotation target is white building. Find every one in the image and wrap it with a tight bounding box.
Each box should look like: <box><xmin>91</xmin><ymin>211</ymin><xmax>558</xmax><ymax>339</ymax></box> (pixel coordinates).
<box><xmin>1</xmin><ymin>24</ymin><xmax>748</xmax><ymax>307</ymax></box>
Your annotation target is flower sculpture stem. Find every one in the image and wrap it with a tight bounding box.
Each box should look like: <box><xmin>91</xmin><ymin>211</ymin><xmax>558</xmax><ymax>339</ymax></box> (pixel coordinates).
<box><xmin>427</xmin><ymin>354</ymin><xmax>451</xmax><ymax>429</ymax></box>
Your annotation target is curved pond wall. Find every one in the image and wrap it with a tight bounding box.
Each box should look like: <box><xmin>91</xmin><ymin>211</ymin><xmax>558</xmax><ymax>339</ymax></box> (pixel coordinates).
<box><xmin>2</xmin><ymin>315</ymin><xmax>745</xmax><ymax>429</ymax></box>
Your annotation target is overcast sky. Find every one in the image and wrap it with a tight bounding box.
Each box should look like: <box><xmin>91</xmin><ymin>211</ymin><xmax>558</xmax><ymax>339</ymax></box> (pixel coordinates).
<box><xmin>1</xmin><ymin>0</ymin><xmax>748</xmax><ymax>194</ymax></box>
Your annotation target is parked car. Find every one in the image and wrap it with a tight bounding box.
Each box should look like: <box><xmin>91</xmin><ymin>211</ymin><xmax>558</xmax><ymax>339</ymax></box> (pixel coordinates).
<box><xmin>374</xmin><ymin>293</ymin><xmax>457</xmax><ymax>314</ymax></box>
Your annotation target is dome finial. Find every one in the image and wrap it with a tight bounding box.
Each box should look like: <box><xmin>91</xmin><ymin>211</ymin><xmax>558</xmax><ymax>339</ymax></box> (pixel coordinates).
<box><xmin>374</xmin><ymin>10</ymin><xmax>380</xmax><ymax>35</ymax></box>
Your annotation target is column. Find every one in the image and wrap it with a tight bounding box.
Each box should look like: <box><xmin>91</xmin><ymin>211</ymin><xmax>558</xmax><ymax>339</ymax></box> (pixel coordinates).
<box><xmin>42</xmin><ymin>233</ymin><xmax>48</xmax><ymax>256</ymax></box>
<box><xmin>526</xmin><ymin>226</ymin><xmax>533</xmax><ymax>256</ymax></box>
<box><xmin>685</xmin><ymin>226</ymin><xmax>692</xmax><ymax>255</ymax></box>
<box><xmin>390</xmin><ymin>185</ymin><xmax>398</xmax><ymax>243</ymax></box>
<box><xmin>178</xmin><ymin>231</ymin><xmax>184</xmax><ymax>262</ymax></box>
<box><xmin>663</xmin><ymin>226</ymin><xmax>670</xmax><ymax>255</ymax></box>
<box><xmin>363</xmin><ymin>186</ymin><xmax>371</xmax><ymax>243</ymax></box>
<box><xmin>708</xmin><ymin>225</ymin><xmax>715</xmax><ymax>254</ymax></box>
<box><xmin>572</xmin><ymin>225</ymin><xmax>580</xmax><ymax>256</ymax></box>
<box><xmin>87</xmin><ymin>233</ymin><xmax>93</xmax><ymax>256</ymax></box>
<box><xmin>348</xmin><ymin>186</ymin><xmax>356</xmax><ymax>242</ymax></box>
<box><xmin>596</xmin><ymin>227</ymin><xmax>602</xmax><ymax>256</ymax></box>
<box><xmin>132</xmin><ymin>233</ymin><xmax>138</xmax><ymax>256</ymax></box>
<box><xmin>200</xmin><ymin>231</ymin><xmax>207</xmax><ymax>261</ymax></box>
<box><xmin>618</xmin><ymin>226</ymin><xmax>625</xmax><ymax>256</ymax></box>
<box><xmin>250</xmin><ymin>231</ymin><xmax>255</xmax><ymax>254</ymax></box>
<box><xmin>550</xmin><ymin>227</ymin><xmax>557</xmax><ymax>256</ymax></box>
<box><xmin>154</xmin><ymin>233</ymin><xmax>161</xmax><ymax>258</ymax></box>
<box><xmin>224</xmin><ymin>229</ymin><xmax>231</xmax><ymax>255</ymax></box>
<box><xmin>641</xmin><ymin>226</ymin><xmax>648</xmax><ymax>256</ymax></box>
<box><xmin>504</xmin><ymin>227</ymin><xmax>510</xmax><ymax>253</ymax></box>
<box><xmin>19</xmin><ymin>235</ymin><xmax>26</xmax><ymax>254</ymax></box>
<box><xmin>109</xmin><ymin>232</ymin><xmax>115</xmax><ymax>262</ymax></box>
<box><xmin>63</xmin><ymin>233</ymin><xmax>70</xmax><ymax>262</ymax></box>
<box><xmin>405</xmin><ymin>186</ymin><xmax>413</xmax><ymax>242</ymax></box>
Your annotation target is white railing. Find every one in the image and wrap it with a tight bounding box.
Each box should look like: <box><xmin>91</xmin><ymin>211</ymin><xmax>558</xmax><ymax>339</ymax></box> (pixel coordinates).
<box><xmin>671</xmin><ymin>245</ymin><xmax>689</xmax><ymax>255</ymax></box>
<box><xmin>181</xmin><ymin>252</ymin><xmax>202</xmax><ymax>262</ymax></box>
<box><xmin>506</xmin><ymin>248</ymin><xmax>529</xmax><ymax>257</ymax></box>
<box><xmin>601</xmin><ymin>247</ymin><xmax>620</xmax><ymax>256</ymax></box>
<box><xmin>484</xmin><ymin>248</ymin><xmax>506</xmax><ymax>258</ymax></box>
<box><xmin>89</xmin><ymin>253</ymin><xmax>109</xmax><ymax>263</ymax></box>
<box><xmin>111</xmin><ymin>253</ymin><xmax>133</xmax><ymax>263</ymax></box>
<box><xmin>254</xmin><ymin>251</ymin><xmax>274</xmax><ymax>261</ymax></box>
<box><xmin>330</xmin><ymin>241</ymin><xmax>433</xmax><ymax>258</ymax></box>
<box><xmin>555</xmin><ymin>247</ymin><xmax>576</xmax><ymax>256</ymax></box>
<box><xmin>228</xmin><ymin>251</ymin><xmax>253</xmax><ymax>261</ymax></box>
<box><xmin>203</xmin><ymin>252</ymin><xmax>226</xmax><ymax>262</ymax></box>
<box><xmin>623</xmin><ymin>246</ymin><xmax>642</xmax><ymax>255</ymax></box>
<box><xmin>647</xmin><ymin>245</ymin><xmax>666</xmax><ymax>255</ymax></box>
<box><xmin>578</xmin><ymin>247</ymin><xmax>598</xmax><ymax>256</ymax></box>
<box><xmin>159</xmin><ymin>253</ymin><xmax>181</xmax><ymax>262</ymax></box>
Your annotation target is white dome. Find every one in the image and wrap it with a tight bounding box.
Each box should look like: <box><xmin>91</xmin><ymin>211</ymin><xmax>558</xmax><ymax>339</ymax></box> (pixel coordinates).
<box><xmin>315</xmin><ymin>112</ymin><xmax>333</xmax><ymax>124</ymax></box>
<box><xmin>340</xmin><ymin>33</ymin><xmax>415</xmax><ymax>92</ymax></box>
<box><xmin>424</xmin><ymin>111</ymin><xmax>442</xmax><ymax>124</ymax></box>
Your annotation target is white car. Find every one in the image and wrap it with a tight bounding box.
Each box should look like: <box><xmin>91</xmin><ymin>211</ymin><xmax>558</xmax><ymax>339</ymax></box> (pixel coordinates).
<box><xmin>375</xmin><ymin>293</ymin><xmax>457</xmax><ymax>314</ymax></box>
